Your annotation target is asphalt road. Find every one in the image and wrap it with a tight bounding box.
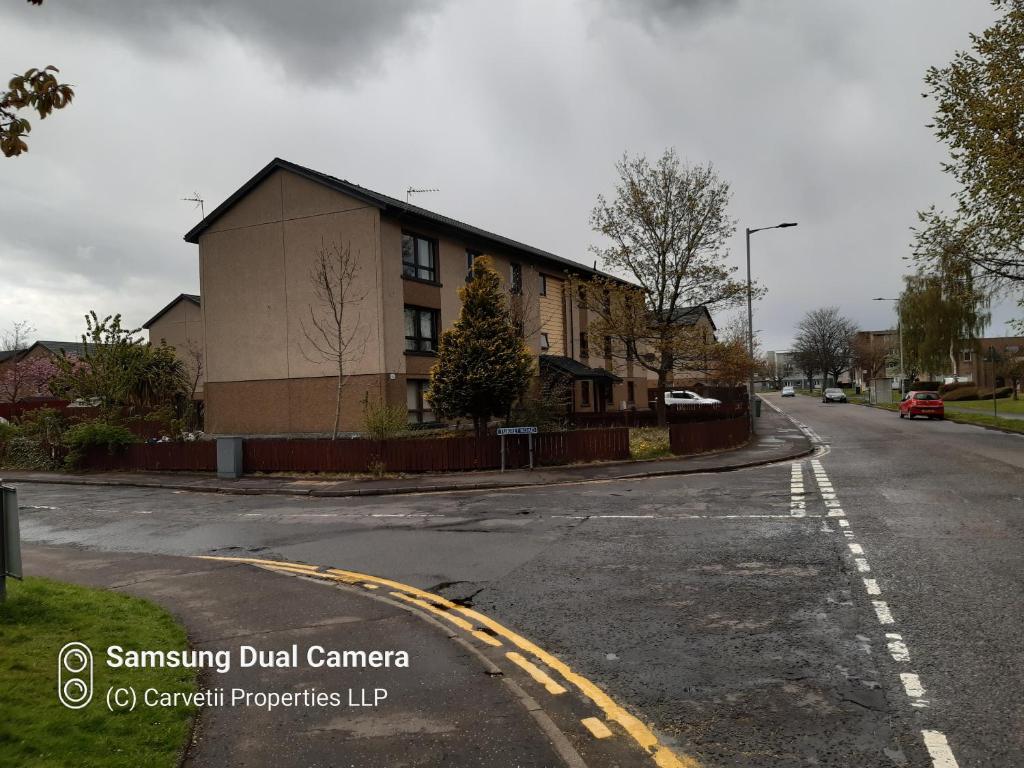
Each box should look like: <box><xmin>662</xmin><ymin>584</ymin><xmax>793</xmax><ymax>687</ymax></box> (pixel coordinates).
<box><xmin>14</xmin><ymin>396</ymin><xmax>1023</xmax><ymax>767</ymax></box>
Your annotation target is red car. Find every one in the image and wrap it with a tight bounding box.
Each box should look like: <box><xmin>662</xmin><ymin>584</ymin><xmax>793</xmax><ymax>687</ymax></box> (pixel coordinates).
<box><xmin>899</xmin><ymin>391</ymin><xmax>944</xmax><ymax>420</ymax></box>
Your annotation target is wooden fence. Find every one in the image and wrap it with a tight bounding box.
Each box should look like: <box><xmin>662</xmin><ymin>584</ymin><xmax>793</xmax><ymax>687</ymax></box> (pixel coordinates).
<box><xmin>669</xmin><ymin>416</ymin><xmax>750</xmax><ymax>456</ymax></box>
<box><xmin>83</xmin><ymin>441</ymin><xmax>216</xmax><ymax>471</ymax></box>
<box><xmin>79</xmin><ymin>427</ymin><xmax>630</xmax><ymax>474</ymax></box>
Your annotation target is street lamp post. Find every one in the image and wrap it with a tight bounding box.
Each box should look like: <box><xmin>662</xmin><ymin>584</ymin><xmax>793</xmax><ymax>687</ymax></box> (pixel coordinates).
<box><xmin>990</xmin><ymin>345</ymin><xmax>998</xmax><ymax>421</ymax></box>
<box><xmin>746</xmin><ymin>222</ymin><xmax>797</xmax><ymax>432</ymax></box>
<box><xmin>872</xmin><ymin>297</ymin><xmax>906</xmax><ymax>399</ymax></box>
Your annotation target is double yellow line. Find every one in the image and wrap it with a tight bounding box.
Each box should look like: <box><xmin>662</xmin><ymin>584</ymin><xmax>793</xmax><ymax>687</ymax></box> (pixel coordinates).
<box><xmin>200</xmin><ymin>555</ymin><xmax>699</xmax><ymax>768</ymax></box>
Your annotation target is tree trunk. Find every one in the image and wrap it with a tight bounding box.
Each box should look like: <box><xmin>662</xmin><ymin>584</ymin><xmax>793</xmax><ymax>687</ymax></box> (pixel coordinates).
<box><xmin>656</xmin><ymin>370</ymin><xmax>668</xmax><ymax>427</ymax></box>
<box><xmin>332</xmin><ymin>371</ymin><xmax>342</xmax><ymax>440</ymax></box>
<box><xmin>949</xmin><ymin>340</ymin><xmax>959</xmax><ymax>382</ymax></box>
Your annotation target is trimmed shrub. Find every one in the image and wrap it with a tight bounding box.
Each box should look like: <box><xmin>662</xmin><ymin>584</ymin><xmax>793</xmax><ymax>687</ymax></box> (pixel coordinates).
<box><xmin>942</xmin><ymin>387</ymin><xmax>978</xmax><ymax>401</ymax></box>
<box><xmin>63</xmin><ymin>421</ymin><xmax>136</xmax><ymax>469</ymax></box>
<box><xmin>976</xmin><ymin>386</ymin><xmax>1013</xmax><ymax>400</ymax></box>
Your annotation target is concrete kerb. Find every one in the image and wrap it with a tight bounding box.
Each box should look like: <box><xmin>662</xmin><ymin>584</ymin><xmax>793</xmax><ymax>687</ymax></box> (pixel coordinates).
<box><xmin>3</xmin><ymin>442</ymin><xmax>813</xmax><ymax>498</ymax></box>
<box><xmin>3</xmin><ymin>409</ymin><xmax>814</xmax><ymax>497</ymax></box>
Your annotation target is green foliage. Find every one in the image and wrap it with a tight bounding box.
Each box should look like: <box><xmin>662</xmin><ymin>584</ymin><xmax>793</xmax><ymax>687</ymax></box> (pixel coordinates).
<box><xmin>629</xmin><ymin>427</ymin><xmax>671</xmax><ymax>461</ymax></box>
<box><xmin>0</xmin><ymin>576</ymin><xmax>195</xmax><ymax>767</ymax></box>
<box><xmin>429</xmin><ymin>257</ymin><xmax>534</xmax><ymax>432</ymax></box>
<box><xmin>1</xmin><ymin>61</ymin><xmax>75</xmax><ymax>157</ymax></box>
<box><xmin>0</xmin><ymin>408</ymin><xmax>67</xmax><ymax>469</ymax></box>
<box><xmin>361</xmin><ymin>396</ymin><xmax>408</xmax><ymax>440</ymax></box>
<box><xmin>508</xmin><ymin>374</ymin><xmax>572</xmax><ymax>431</ymax></box>
<box><xmin>921</xmin><ymin>0</ymin><xmax>1024</xmax><ymax>285</ymax></box>
<box><xmin>900</xmin><ymin>243</ymin><xmax>990</xmax><ymax>377</ymax></box>
<box><xmin>50</xmin><ymin>311</ymin><xmax>188</xmax><ymax>411</ymax></box>
<box><xmin>62</xmin><ymin>420</ymin><xmax>135</xmax><ymax>469</ymax></box>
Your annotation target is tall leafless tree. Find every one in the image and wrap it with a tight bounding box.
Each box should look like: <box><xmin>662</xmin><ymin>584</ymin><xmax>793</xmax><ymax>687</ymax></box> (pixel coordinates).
<box><xmin>792</xmin><ymin>307</ymin><xmax>857</xmax><ymax>389</ymax></box>
<box><xmin>300</xmin><ymin>239</ymin><xmax>367</xmax><ymax>439</ymax></box>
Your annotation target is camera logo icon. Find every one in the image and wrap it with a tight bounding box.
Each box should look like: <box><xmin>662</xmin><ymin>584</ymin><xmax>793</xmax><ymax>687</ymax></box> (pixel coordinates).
<box><xmin>58</xmin><ymin>642</ymin><xmax>93</xmax><ymax>710</ymax></box>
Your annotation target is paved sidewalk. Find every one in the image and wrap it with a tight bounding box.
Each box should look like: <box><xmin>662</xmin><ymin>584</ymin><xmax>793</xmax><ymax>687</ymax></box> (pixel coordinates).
<box><xmin>3</xmin><ymin>408</ymin><xmax>811</xmax><ymax>497</ymax></box>
<box><xmin>24</xmin><ymin>545</ymin><xmax>581</xmax><ymax>768</ymax></box>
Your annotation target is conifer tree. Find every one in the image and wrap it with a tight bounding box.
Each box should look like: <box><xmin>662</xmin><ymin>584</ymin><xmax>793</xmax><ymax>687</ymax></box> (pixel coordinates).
<box><xmin>429</xmin><ymin>257</ymin><xmax>534</xmax><ymax>435</ymax></box>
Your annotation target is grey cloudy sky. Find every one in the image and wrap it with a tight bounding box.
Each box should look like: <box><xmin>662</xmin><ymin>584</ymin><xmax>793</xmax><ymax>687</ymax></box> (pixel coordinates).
<box><xmin>1</xmin><ymin>0</ymin><xmax>1015</xmax><ymax>352</ymax></box>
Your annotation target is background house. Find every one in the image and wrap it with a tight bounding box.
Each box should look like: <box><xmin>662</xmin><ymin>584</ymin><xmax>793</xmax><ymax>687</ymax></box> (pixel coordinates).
<box><xmin>143</xmin><ymin>293</ymin><xmax>205</xmax><ymax>400</ymax></box>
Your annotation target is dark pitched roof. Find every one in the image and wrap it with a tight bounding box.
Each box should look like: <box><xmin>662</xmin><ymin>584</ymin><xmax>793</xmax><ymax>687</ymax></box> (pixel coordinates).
<box><xmin>183</xmin><ymin>158</ymin><xmax>619</xmax><ymax>281</ymax></box>
<box><xmin>0</xmin><ymin>349</ymin><xmax>20</xmax><ymax>363</ymax></box>
<box><xmin>34</xmin><ymin>340</ymin><xmax>89</xmax><ymax>358</ymax></box>
<box><xmin>667</xmin><ymin>305</ymin><xmax>716</xmax><ymax>331</ymax></box>
<box><xmin>143</xmin><ymin>293</ymin><xmax>201</xmax><ymax>330</ymax></box>
<box><xmin>539</xmin><ymin>355</ymin><xmax>621</xmax><ymax>381</ymax></box>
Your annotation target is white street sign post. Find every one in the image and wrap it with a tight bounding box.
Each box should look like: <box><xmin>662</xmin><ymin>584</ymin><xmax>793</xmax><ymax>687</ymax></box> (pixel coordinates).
<box><xmin>496</xmin><ymin>426</ymin><xmax>538</xmax><ymax>472</ymax></box>
<box><xmin>0</xmin><ymin>483</ymin><xmax>23</xmax><ymax>602</ymax></box>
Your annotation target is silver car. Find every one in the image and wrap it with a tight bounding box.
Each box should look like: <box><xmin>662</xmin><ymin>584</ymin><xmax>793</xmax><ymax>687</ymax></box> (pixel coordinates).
<box><xmin>822</xmin><ymin>388</ymin><xmax>847</xmax><ymax>403</ymax></box>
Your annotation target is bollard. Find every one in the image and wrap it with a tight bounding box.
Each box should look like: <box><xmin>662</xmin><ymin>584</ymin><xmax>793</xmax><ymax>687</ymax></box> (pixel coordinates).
<box><xmin>0</xmin><ymin>483</ymin><xmax>23</xmax><ymax>602</ymax></box>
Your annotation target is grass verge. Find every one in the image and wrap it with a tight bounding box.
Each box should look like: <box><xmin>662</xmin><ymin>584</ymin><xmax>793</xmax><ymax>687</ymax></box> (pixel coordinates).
<box><xmin>629</xmin><ymin>427</ymin><xmax>672</xmax><ymax>460</ymax></box>
<box><xmin>944</xmin><ymin>398</ymin><xmax>1024</xmax><ymax>415</ymax></box>
<box><xmin>865</xmin><ymin>401</ymin><xmax>1024</xmax><ymax>433</ymax></box>
<box><xmin>0</xmin><ymin>576</ymin><xmax>196</xmax><ymax>768</ymax></box>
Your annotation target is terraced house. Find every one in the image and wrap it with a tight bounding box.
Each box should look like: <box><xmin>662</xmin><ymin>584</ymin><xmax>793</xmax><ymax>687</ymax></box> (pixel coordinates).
<box><xmin>184</xmin><ymin>158</ymin><xmax>714</xmax><ymax>434</ymax></box>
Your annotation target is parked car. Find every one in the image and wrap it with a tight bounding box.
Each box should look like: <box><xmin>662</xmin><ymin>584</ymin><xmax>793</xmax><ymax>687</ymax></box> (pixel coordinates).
<box><xmin>899</xmin><ymin>391</ymin><xmax>944</xmax><ymax>420</ymax></box>
<box><xmin>664</xmin><ymin>390</ymin><xmax>721</xmax><ymax>406</ymax></box>
<box><xmin>822</xmin><ymin>388</ymin><xmax>847</xmax><ymax>403</ymax></box>
<box><xmin>781</xmin><ymin>386</ymin><xmax>795</xmax><ymax>397</ymax></box>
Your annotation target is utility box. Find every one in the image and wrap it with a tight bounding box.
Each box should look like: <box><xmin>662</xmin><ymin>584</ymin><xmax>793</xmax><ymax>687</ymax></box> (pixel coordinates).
<box><xmin>216</xmin><ymin>437</ymin><xmax>244</xmax><ymax>480</ymax></box>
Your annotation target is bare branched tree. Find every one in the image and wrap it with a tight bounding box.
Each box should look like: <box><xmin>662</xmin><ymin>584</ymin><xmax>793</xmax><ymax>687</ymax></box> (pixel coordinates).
<box><xmin>0</xmin><ymin>320</ymin><xmax>36</xmax><ymax>403</ymax></box>
<box><xmin>792</xmin><ymin>307</ymin><xmax>858</xmax><ymax>388</ymax></box>
<box><xmin>300</xmin><ymin>239</ymin><xmax>368</xmax><ymax>439</ymax></box>
<box><xmin>580</xmin><ymin>149</ymin><xmax>747</xmax><ymax>425</ymax></box>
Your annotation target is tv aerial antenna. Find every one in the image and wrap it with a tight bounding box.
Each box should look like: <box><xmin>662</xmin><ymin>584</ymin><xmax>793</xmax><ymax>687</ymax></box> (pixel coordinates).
<box><xmin>406</xmin><ymin>187</ymin><xmax>439</xmax><ymax>204</ymax></box>
<box><xmin>182</xmin><ymin>192</ymin><xmax>205</xmax><ymax>219</ymax></box>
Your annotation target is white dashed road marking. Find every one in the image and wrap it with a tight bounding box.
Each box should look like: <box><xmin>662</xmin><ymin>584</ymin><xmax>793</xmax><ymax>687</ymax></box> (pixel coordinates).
<box><xmin>804</xmin><ymin>451</ymin><xmax>959</xmax><ymax>766</ymax></box>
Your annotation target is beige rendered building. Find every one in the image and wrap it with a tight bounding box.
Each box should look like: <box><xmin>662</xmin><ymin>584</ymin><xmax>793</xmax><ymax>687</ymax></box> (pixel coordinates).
<box><xmin>184</xmin><ymin>158</ymin><xmax>707</xmax><ymax>434</ymax></box>
<box><xmin>144</xmin><ymin>293</ymin><xmax>205</xmax><ymax>399</ymax></box>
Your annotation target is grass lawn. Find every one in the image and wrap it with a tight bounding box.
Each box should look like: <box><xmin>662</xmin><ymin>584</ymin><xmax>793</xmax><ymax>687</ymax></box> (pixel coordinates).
<box><xmin>630</xmin><ymin>427</ymin><xmax>672</xmax><ymax>460</ymax></box>
<box><xmin>943</xmin><ymin>398</ymin><xmax>1024</xmax><ymax>415</ymax></box>
<box><xmin>864</xmin><ymin>401</ymin><xmax>1024</xmax><ymax>433</ymax></box>
<box><xmin>0</xmin><ymin>577</ymin><xmax>196</xmax><ymax>767</ymax></box>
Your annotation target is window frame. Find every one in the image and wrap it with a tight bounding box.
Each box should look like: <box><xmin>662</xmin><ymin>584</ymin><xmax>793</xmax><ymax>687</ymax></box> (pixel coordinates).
<box><xmin>962</xmin><ymin>349</ymin><xmax>973</xmax><ymax>362</ymax></box>
<box><xmin>627</xmin><ymin>381</ymin><xmax>635</xmax><ymax>403</ymax></box>
<box><xmin>539</xmin><ymin>274</ymin><xmax>548</xmax><ymax>296</ymax></box>
<box><xmin>406</xmin><ymin>379</ymin><xmax>434</xmax><ymax>424</ymax></box>
<box><xmin>579</xmin><ymin>331</ymin><xmax>589</xmax><ymax>358</ymax></box>
<box><xmin>466</xmin><ymin>249</ymin><xmax>481</xmax><ymax>271</ymax></box>
<box><xmin>580</xmin><ymin>380</ymin><xmax>591</xmax><ymax>406</ymax></box>
<box><xmin>401</xmin><ymin>232</ymin><xmax>438</xmax><ymax>283</ymax></box>
<box><xmin>404</xmin><ymin>305</ymin><xmax>440</xmax><ymax>354</ymax></box>
<box><xmin>540</xmin><ymin>332</ymin><xmax>550</xmax><ymax>351</ymax></box>
<box><xmin>510</xmin><ymin>263</ymin><xmax>522</xmax><ymax>294</ymax></box>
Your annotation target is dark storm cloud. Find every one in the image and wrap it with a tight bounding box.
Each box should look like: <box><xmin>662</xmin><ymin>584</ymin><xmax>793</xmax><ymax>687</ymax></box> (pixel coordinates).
<box><xmin>7</xmin><ymin>0</ymin><xmax>446</xmax><ymax>81</ymax></box>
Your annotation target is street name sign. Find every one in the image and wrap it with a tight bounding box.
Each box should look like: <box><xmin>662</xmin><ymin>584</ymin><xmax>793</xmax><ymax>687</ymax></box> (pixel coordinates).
<box><xmin>496</xmin><ymin>426</ymin><xmax>538</xmax><ymax>435</ymax></box>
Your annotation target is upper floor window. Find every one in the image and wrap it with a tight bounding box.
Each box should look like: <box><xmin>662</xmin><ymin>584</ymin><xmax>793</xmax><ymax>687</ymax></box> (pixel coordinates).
<box><xmin>577</xmin><ymin>284</ymin><xmax>587</xmax><ymax>308</ymax></box>
<box><xmin>402</xmin><ymin>233</ymin><xmax>437</xmax><ymax>282</ymax></box>
<box><xmin>579</xmin><ymin>331</ymin><xmax>589</xmax><ymax>358</ymax></box>
<box><xmin>405</xmin><ymin>306</ymin><xmax>439</xmax><ymax>353</ymax></box>
<box><xmin>603</xmin><ymin>335</ymin><xmax>612</xmax><ymax>358</ymax></box>
<box><xmin>466</xmin><ymin>249</ymin><xmax>481</xmax><ymax>271</ymax></box>
<box><xmin>510</xmin><ymin>263</ymin><xmax>522</xmax><ymax>294</ymax></box>
<box><xmin>539</xmin><ymin>274</ymin><xmax>548</xmax><ymax>296</ymax></box>
<box><xmin>962</xmin><ymin>350</ymin><xmax>973</xmax><ymax>362</ymax></box>
<box><xmin>540</xmin><ymin>332</ymin><xmax>551</xmax><ymax>351</ymax></box>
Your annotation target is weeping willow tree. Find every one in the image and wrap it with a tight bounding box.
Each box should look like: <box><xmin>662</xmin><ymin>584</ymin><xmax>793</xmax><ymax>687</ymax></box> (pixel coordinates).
<box><xmin>903</xmin><ymin>220</ymin><xmax>990</xmax><ymax>380</ymax></box>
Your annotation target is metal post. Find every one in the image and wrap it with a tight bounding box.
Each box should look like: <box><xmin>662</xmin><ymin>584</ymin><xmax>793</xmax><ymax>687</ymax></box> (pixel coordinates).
<box><xmin>992</xmin><ymin>346</ymin><xmax>998</xmax><ymax>421</ymax></box>
<box><xmin>897</xmin><ymin>308</ymin><xmax>906</xmax><ymax>397</ymax></box>
<box><xmin>745</xmin><ymin>228</ymin><xmax>755</xmax><ymax>433</ymax></box>
<box><xmin>528</xmin><ymin>434</ymin><xmax>534</xmax><ymax>470</ymax></box>
<box><xmin>500</xmin><ymin>434</ymin><xmax>506</xmax><ymax>473</ymax></box>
